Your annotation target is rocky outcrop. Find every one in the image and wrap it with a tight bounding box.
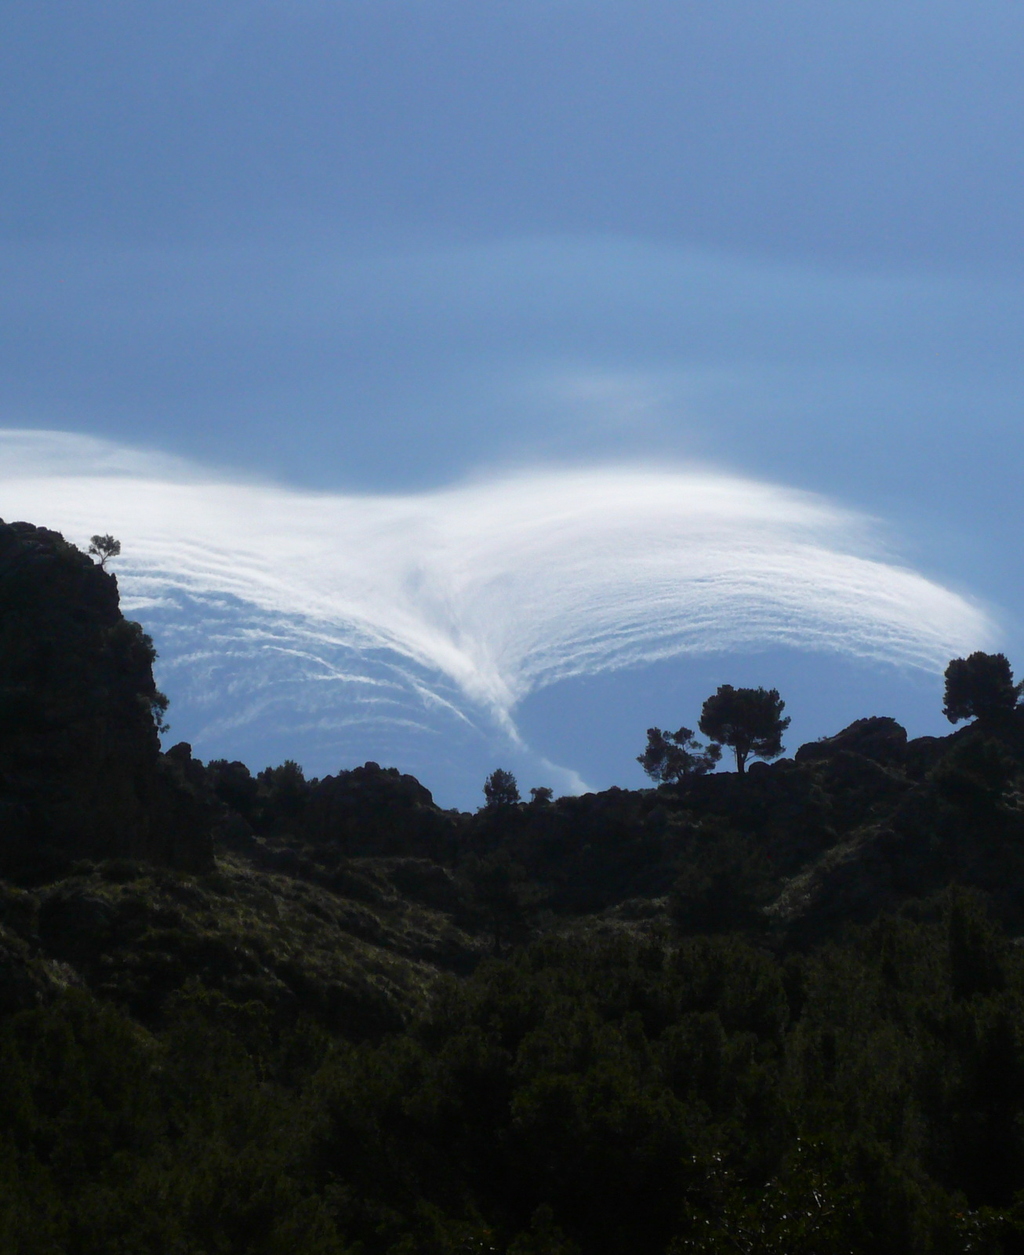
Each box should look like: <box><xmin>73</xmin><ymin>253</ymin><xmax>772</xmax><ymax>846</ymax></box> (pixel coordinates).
<box><xmin>0</xmin><ymin>520</ymin><xmax>213</xmax><ymax>879</ymax></box>
<box><xmin>795</xmin><ymin>715</ymin><xmax>908</xmax><ymax>766</ymax></box>
<box><xmin>304</xmin><ymin>761</ymin><xmax>455</xmax><ymax>858</ymax></box>
<box><xmin>774</xmin><ymin>718</ymin><xmax>1024</xmax><ymax>944</ymax></box>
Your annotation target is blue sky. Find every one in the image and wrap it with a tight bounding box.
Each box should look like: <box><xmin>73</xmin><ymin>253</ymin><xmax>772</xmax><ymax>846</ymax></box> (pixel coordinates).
<box><xmin>2</xmin><ymin>2</ymin><xmax>1022</xmax><ymax>805</ymax></box>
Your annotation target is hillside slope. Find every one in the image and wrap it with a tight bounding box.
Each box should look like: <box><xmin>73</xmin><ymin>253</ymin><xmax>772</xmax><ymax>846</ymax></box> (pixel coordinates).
<box><xmin>6</xmin><ymin>521</ymin><xmax>1024</xmax><ymax>1253</ymax></box>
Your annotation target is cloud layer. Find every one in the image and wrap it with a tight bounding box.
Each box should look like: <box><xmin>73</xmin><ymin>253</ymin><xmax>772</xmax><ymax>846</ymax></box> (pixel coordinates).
<box><xmin>0</xmin><ymin>430</ymin><xmax>995</xmax><ymax>754</ymax></box>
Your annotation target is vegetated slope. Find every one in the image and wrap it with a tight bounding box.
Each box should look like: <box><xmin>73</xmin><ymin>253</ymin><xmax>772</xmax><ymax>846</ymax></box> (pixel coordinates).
<box><xmin>6</xmin><ymin>520</ymin><xmax>1024</xmax><ymax>1252</ymax></box>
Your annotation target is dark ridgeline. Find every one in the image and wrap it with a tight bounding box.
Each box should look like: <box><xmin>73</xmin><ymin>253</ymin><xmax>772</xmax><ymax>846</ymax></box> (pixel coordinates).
<box><xmin>0</xmin><ymin>519</ymin><xmax>213</xmax><ymax>880</ymax></box>
<box><xmin>6</xmin><ymin>520</ymin><xmax>1024</xmax><ymax>1251</ymax></box>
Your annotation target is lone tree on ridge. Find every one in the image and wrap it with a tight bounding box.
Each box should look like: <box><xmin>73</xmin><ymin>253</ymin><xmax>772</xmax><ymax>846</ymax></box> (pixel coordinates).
<box><xmin>483</xmin><ymin>768</ymin><xmax>520</xmax><ymax>808</ymax></box>
<box><xmin>88</xmin><ymin>534</ymin><xmax>121</xmax><ymax>569</ymax></box>
<box><xmin>943</xmin><ymin>652</ymin><xmax>1022</xmax><ymax>725</ymax></box>
<box><xmin>698</xmin><ymin>684</ymin><xmax>790</xmax><ymax>775</ymax></box>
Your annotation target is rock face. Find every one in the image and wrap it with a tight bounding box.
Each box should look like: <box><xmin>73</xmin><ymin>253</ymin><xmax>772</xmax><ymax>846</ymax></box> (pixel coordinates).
<box><xmin>794</xmin><ymin>715</ymin><xmax>908</xmax><ymax>766</ymax></box>
<box><xmin>0</xmin><ymin>521</ymin><xmax>213</xmax><ymax>879</ymax></box>
<box><xmin>773</xmin><ymin>716</ymin><xmax>1024</xmax><ymax>944</ymax></box>
<box><xmin>304</xmin><ymin>762</ymin><xmax>454</xmax><ymax>858</ymax></box>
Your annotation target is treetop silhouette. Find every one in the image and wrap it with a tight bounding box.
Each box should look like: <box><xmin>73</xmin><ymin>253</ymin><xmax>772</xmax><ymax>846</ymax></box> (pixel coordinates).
<box><xmin>943</xmin><ymin>651</ymin><xmax>1022</xmax><ymax>725</ymax></box>
<box><xmin>483</xmin><ymin>767</ymin><xmax>520</xmax><ymax>808</ymax></box>
<box><xmin>698</xmin><ymin>684</ymin><xmax>790</xmax><ymax>774</ymax></box>
<box><xmin>88</xmin><ymin>533</ymin><xmax>121</xmax><ymax>568</ymax></box>
<box><xmin>638</xmin><ymin>725</ymin><xmax>721</xmax><ymax>784</ymax></box>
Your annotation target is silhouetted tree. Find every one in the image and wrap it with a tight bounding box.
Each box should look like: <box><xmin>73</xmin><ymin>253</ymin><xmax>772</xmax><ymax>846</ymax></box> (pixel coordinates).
<box><xmin>698</xmin><ymin>685</ymin><xmax>790</xmax><ymax>774</ymax></box>
<box><xmin>207</xmin><ymin>759</ymin><xmax>260</xmax><ymax>822</ymax></box>
<box><xmin>529</xmin><ymin>786</ymin><xmax>554</xmax><ymax>805</ymax></box>
<box><xmin>88</xmin><ymin>534</ymin><xmax>121</xmax><ymax>568</ymax></box>
<box><xmin>943</xmin><ymin>652</ymin><xmax>1022</xmax><ymax>725</ymax></box>
<box><xmin>483</xmin><ymin>768</ymin><xmax>520</xmax><ymax>808</ymax></box>
<box><xmin>932</xmin><ymin>737</ymin><xmax>1019</xmax><ymax>812</ymax></box>
<box><xmin>256</xmin><ymin>760</ymin><xmax>310</xmax><ymax>830</ymax></box>
<box><xmin>638</xmin><ymin>726</ymin><xmax>721</xmax><ymax>784</ymax></box>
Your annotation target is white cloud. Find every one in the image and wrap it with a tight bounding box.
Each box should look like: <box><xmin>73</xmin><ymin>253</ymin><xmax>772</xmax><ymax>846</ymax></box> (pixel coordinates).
<box><xmin>0</xmin><ymin>429</ymin><xmax>996</xmax><ymax>751</ymax></box>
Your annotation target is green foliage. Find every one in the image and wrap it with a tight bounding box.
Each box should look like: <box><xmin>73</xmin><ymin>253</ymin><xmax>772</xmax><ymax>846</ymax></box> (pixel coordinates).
<box><xmin>931</xmin><ymin>736</ymin><xmax>1020</xmax><ymax>811</ymax></box>
<box><xmin>208</xmin><ymin>757</ymin><xmax>261</xmax><ymax>821</ymax></box>
<box><xmin>638</xmin><ymin>726</ymin><xmax>722</xmax><ymax>784</ymax></box>
<box><xmin>17</xmin><ymin>519</ymin><xmax>1024</xmax><ymax>1250</ymax></box>
<box><xmin>699</xmin><ymin>685</ymin><xmax>791</xmax><ymax>774</ymax></box>
<box><xmin>943</xmin><ymin>651</ymin><xmax>1022</xmax><ymax>725</ymax></box>
<box><xmin>0</xmin><ymin>989</ymin><xmax>349</xmax><ymax>1254</ymax></box>
<box><xmin>672</xmin><ymin>1142</ymin><xmax>860</xmax><ymax>1255</ymax></box>
<box><xmin>669</xmin><ymin>823</ymin><xmax>773</xmax><ymax>936</ymax></box>
<box><xmin>484</xmin><ymin>768</ymin><xmax>521</xmax><ymax>808</ymax></box>
<box><xmin>7</xmin><ymin>894</ymin><xmax>1024</xmax><ymax>1250</ymax></box>
<box><xmin>87</xmin><ymin>534</ymin><xmax>121</xmax><ymax>568</ymax></box>
<box><xmin>258</xmin><ymin>759</ymin><xmax>312</xmax><ymax>827</ymax></box>
<box><xmin>458</xmin><ymin>850</ymin><xmax>548</xmax><ymax>955</ymax></box>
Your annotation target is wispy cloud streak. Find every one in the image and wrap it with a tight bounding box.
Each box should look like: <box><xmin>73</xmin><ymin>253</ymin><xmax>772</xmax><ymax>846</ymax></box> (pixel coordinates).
<box><xmin>0</xmin><ymin>431</ymin><xmax>995</xmax><ymax>742</ymax></box>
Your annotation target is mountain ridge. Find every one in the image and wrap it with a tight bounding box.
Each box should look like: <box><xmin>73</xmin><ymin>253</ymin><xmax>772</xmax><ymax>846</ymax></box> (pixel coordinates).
<box><xmin>5</xmin><ymin>518</ymin><xmax>1024</xmax><ymax>1253</ymax></box>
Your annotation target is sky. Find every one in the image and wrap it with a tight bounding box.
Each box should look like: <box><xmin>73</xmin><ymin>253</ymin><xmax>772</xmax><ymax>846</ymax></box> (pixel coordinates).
<box><xmin>1</xmin><ymin>1</ymin><xmax>1022</xmax><ymax>806</ymax></box>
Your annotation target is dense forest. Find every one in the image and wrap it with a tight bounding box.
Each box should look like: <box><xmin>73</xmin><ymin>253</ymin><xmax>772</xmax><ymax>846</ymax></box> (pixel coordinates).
<box><xmin>5</xmin><ymin>517</ymin><xmax>1024</xmax><ymax>1253</ymax></box>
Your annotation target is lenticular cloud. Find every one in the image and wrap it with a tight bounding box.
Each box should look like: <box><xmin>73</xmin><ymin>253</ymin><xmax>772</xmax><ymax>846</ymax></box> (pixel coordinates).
<box><xmin>0</xmin><ymin>429</ymin><xmax>994</xmax><ymax>747</ymax></box>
